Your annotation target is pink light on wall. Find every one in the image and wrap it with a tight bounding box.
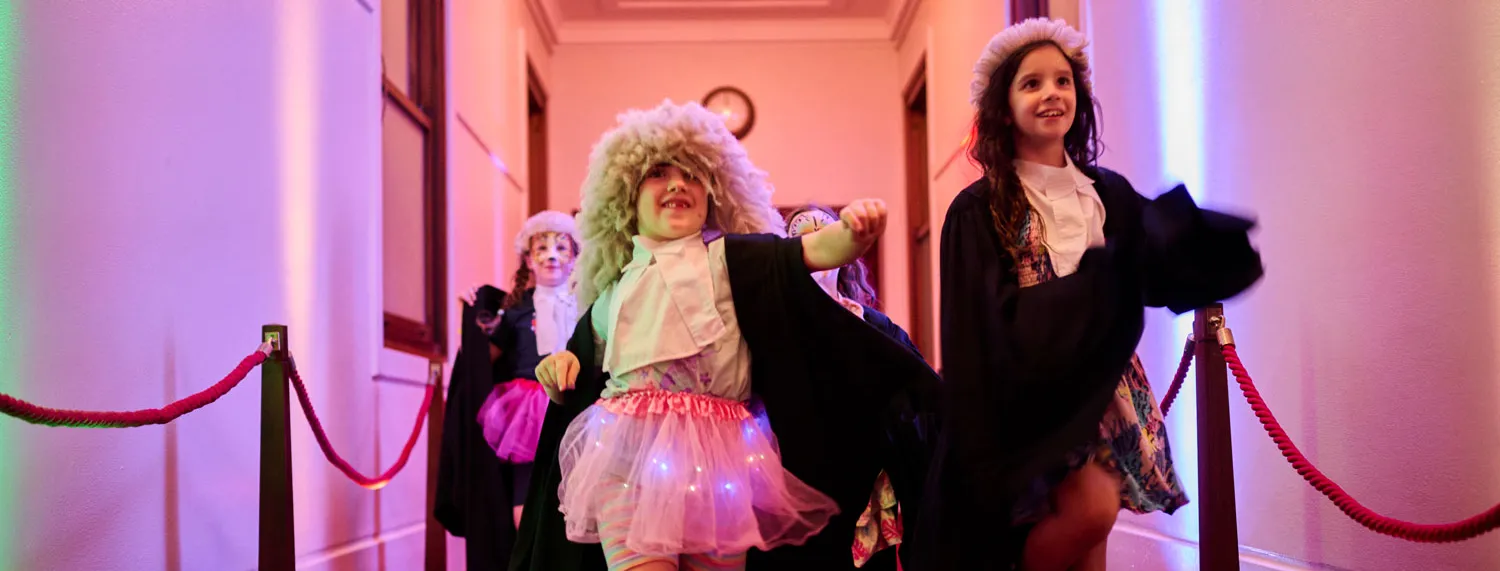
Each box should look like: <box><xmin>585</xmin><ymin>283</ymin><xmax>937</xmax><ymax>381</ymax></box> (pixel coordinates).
<box><xmin>274</xmin><ymin>0</ymin><xmax>320</xmax><ymax>543</ymax></box>
<box><xmin>1476</xmin><ymin>1</ymin><xmax>1500</xmax><ymax>455</ymax></box>
<box><xmin>277</xmin><ymin>0</ymin><xmax>319</xmax><ymax>344</ymax></box>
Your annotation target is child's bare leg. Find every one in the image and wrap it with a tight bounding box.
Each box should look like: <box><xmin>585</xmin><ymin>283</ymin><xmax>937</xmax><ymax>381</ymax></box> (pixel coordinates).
<box><xmin>1070</xmin><ymin>538</ymin><xmax>1108</xmax><ymax>571</ymax></box>
<box><xmin>1021</xmin><ymin>462</ymin><xmax>1123</xmax><ymax>571</ymax></box>
<box><xmin>511</xmin><ymin>462</ymin><xmax>533</xmax><ymax>530</ymax></box>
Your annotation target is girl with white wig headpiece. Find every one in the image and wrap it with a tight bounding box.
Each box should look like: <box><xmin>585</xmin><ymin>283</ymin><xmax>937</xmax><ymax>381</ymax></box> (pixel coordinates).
<box><xmin>511</xmin><ymin>100</ymin><xmax>941</xmax><ymax>571</ymax></box>
<box><xmin>475</xmin><ymin>209</ymin><xmax>583</xmax><ymax>529</ymax></box>
<box><xmin>912</xmin><ymin>17</ymin><xmax>1263</xmax><ymax>571</ymax></box>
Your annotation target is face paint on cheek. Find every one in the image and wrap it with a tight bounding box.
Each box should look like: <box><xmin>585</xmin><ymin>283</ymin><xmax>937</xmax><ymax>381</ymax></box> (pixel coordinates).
<box><xmin>530</xmin><ymin>233</ymin><xmax>576</xmax><ymax>266</ymax></box>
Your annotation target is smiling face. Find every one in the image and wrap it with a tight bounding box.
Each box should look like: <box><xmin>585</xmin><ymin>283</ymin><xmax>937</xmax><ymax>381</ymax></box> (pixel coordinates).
<box><xmin>1008</xmin><ymin>43</ymin><xmax>1078</xmax><ymax>151</ymax></box>
<box><xmin>524</xmin><ymin>232</ymin><xmax>576</xmax><ymax>288</ymax></box>
<box><xmin>635</xmin><ymin>163</ymin><xmax>709</xmax><ymax>241</ymax></box>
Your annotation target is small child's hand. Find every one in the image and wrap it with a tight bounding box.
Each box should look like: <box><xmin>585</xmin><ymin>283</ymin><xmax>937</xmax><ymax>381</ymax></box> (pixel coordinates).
<box><xmin>839</xmin><ymin>199</ymin><xmax>888</xmax><ymax>243</ymax></box>
<box><xmin>536</xmin><ymin>350</ymin><xmax>580</xmax><ymax>404</ymax></box>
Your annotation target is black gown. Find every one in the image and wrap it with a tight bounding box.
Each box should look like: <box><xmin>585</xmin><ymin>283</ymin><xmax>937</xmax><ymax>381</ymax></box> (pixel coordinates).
<box><xmin>861</xmin><ymin>306</ymin><xmax>920</xmax><ymax>358</ymax></box>
<box><xmin>509</xmin><ymin>234</ymin><xmax>942</xmax><ymax>571</ymax></box>
<box><xmin>435</xmin><ymin>287</ymin><xmax>518</xmax><ymax>570</ymax></box>
<box><xmin>906</xmin><ymin>167</ymin><xmax>1264</xmax><ymax>570</ymax></box>
<box><xmin>854</xmin><ymin>304</ymin><xmax>926</xmax><ymax>569</ymax></box>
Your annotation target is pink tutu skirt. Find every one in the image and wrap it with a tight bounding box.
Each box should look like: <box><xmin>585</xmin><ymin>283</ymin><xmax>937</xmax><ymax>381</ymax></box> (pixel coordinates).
<box><xmin>557</xmin><ymin>389</ymin><xmax>839</xmax><ymax>556</ymax></box>
<box><xmin>477</xmin><ymin>378</ymin><xmax>550</xmax><ymax>464</ymax></box>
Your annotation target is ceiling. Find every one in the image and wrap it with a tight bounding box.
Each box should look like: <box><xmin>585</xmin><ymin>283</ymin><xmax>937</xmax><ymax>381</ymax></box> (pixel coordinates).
<box><xmin>556</xmin><ymin>0</ymin><xmax>892</xmax><ymax>21</ymax></box>
<box><xmin>528</xmin><ymin>0</ymin><xmax>921</xmax><ymax>46</ymax></box>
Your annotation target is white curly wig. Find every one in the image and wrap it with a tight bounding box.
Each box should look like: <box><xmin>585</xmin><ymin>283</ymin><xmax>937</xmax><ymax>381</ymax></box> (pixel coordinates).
<box><xmin>971</xmin><ymin>17</ymin><xmax>1091</xmax><ymax>107</ymax></box>
<box><xmin>573</xmin><ymin>99</ymin><xmax>785</xmax><ymax>308</ymax></box>
<box><xmin>514</xmin><ymin>210</ymin><xmax>581</xmax><ymax>255</ymax></box>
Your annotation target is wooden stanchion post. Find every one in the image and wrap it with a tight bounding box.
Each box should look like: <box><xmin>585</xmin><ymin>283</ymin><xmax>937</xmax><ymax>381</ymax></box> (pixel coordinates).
<box><xmin>259</xmin><ymin>325</ymin><xmax>295</xmax><ymax>570</ymax></box>
<box><xmin>424</xmin><ymin>361</ymin><xmax>447</xmax><ymax>571</ymax></box>
<box><xmin>1194</xmin><ymin>305</ymin><xmax>1240</xmax><ymax>569</ymax></box>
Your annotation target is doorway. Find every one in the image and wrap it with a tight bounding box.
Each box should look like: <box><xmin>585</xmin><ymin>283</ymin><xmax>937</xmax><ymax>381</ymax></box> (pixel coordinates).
<box><xmin>903</xmin><ymin>60</ymin><xmax>933</xmax><ymax>360</ymax></box>
<box><xmin>527</xmin><ymin>60</ymin><xmax>547</xmax><ymax>214</ymax></box>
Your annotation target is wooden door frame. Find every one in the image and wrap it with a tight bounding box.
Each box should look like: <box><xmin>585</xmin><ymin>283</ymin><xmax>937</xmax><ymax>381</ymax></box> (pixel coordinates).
<box><xmin>902</xmin><ymin>58</ymin><xmax>932</xmax><ymax>358</ymax></box>
<box><xmin>527</xmin><ymin>60</ymin><xmax>548</xmax><ymax>215</ymax></box>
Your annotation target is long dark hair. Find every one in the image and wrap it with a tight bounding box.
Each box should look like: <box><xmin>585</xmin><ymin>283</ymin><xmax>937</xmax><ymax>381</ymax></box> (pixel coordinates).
<box><xmin>785</xmin><ymin>204</ymin><xmax>880</xmax><ymax>309</ymax></box>
<box><xmin>970</xmin><ymin>40</ymin><xmax>1101</xmax><ymax>261</ymax></box>
<box><xmin>502</xmin><ymin>255</ymin><xmax>531</xmax><ymax>310</ymax></box>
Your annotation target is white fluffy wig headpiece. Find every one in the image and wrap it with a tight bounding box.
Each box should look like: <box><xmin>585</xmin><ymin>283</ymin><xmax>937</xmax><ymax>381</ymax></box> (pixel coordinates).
<box><xmin>514</xmin><ymin>210</ymin><xmax>581</xmax><ymax>255</ymax></box>
<box><xmin>573</xmin><ymin>99</ymin><xmax>784</xmax><ymax>308</ymax></box>
<box><xmin>970</xmin><ymin>17</ymin><xmax>1091</xmax><ymax>107</ymax></box>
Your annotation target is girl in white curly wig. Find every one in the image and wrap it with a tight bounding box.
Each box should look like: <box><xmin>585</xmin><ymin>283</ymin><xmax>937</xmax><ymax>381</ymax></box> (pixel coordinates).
<box><xmin>516</xmin><ymin>100</ymin><xmax>920</xmax><ymax>571</ymax></box>
<box><xmin>922</xmin><ymin>17</ymin><xmax>1262</xmax><ymax>571</ymax></box>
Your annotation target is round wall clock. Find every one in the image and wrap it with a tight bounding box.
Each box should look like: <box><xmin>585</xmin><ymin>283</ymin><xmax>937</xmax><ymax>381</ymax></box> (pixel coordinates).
<box><xmin>703</xmin><ymin>86</ymin><xmax>756</xmax><ymax>139</ymax></box>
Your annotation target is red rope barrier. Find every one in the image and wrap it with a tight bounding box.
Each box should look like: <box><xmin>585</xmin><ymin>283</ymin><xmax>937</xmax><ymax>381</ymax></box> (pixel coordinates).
<box><xmin>1222</xmin><ymin>343</ymin><xmax>1500</xmax><ymax>542</ymax></box>
<box><xmin>285</xmin><ymin>356</ymin><xmax>431</xmax><ymax>491</ymax></box>
<box><xmin>1158</xmin><ymin>336</ymin><xmax>1196</xmax><ymax>416</ymax></box>
<box><xmin>0</xmin><ymin>349</ymin><xmax>269</xmax><ymax>428</ymax></box>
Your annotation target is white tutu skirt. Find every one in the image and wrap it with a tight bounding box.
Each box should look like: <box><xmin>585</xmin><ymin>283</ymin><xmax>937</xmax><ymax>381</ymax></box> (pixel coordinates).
<box><xmin>557</xmin><ymin>389</ymin><xmax>839</xmax><ymax>556</ymax></box>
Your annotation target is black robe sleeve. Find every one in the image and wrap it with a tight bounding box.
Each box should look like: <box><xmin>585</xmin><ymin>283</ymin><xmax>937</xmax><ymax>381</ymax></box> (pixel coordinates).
<box><xmin>910</xmin><ymin>171</ymin><xmax>1262</xmax><ymax>570</ymax></box>
<box><xmin>861</xmin><ymin>306</ymin><xmax>923</xmax><ymax>359</ymax></box>
<box><xmin>1137</xmin><ymin>183</ymin><xmax>1265</xmax><ymax>313</ymax></box>
<box><xmin>435</xmin><ymin>300</ymin><xmax>517</xmax><ymax>570</ymax></box>
<box><xmin>490</xmin><ymin>291</ymin><xmax>544</xmax><ymax>383</ymax></box>
<box><xmin>937</xmin><ymin>179</ymin><xmax>1147</xmax><ymax>498</ymax></box>
<box><xmin>726</xmin><ymin>234</ymin><xmax>941</xmax><ymax>571</ymax></box>
<box><xmin>509</xmin><ymin>305</ymin><xmax>610</xmax><ymax>571</ymax></box>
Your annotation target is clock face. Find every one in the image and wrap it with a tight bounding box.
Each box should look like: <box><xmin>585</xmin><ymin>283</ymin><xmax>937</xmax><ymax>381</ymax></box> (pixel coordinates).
<box><xmin>703</xmin><ymin>86</ymin><xmax>755</xmax><ymax>139</ymax></box>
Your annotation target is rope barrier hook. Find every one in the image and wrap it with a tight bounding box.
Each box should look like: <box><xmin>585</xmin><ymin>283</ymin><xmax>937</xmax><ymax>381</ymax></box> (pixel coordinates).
<box><xmin>1209</xmin><ymin>315</ymin><xmax>1236</xmax><ymax>348</ymax></box>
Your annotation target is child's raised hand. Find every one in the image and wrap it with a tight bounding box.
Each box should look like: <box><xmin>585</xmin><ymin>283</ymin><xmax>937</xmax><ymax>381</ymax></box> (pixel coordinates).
<box><xmin>536</xmin><ymin>350</ymin><xmax>580</xmax><ymax>404</ymax></box>
<box><xmin>839</xmin><ymin>199</ymin><xmax>888</xmax><ymax>243</ymax></box>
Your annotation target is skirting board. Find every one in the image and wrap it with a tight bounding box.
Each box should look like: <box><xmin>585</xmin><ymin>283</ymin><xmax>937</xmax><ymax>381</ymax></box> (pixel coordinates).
<box><xmin>1110</xmin><ymin>521</ymin><xmax>1356</xmax><ymax>571</ymax></box>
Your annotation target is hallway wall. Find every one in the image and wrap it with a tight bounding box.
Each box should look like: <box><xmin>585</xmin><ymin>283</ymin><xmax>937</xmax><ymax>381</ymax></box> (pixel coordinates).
<box><xmin>0</xmin><ymin>0</ymin><xmax>542</xmax><ymax>568</ymax></box>
<box><xmin>1085</xmin><ymin>1</ymin><xmax>1500</xmax><ymax>569</ymax></box>
<box><xmin>1</xmin><ymin>0</ymin><xmax>396</xmax><ymax>568</ymax></box>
